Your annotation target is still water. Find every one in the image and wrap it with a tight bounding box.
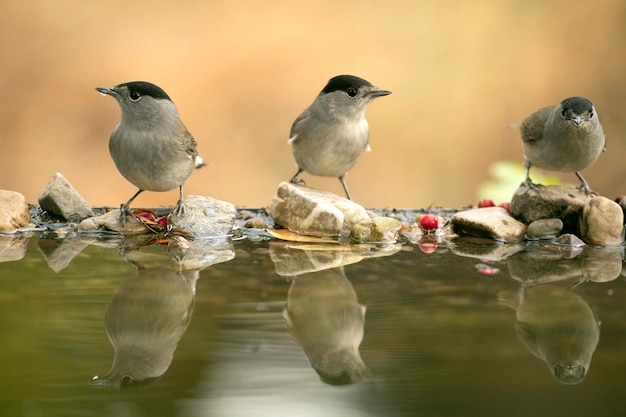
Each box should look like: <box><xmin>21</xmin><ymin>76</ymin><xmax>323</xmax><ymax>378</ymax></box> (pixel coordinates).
<box><xmin>1</xmin><ymin>230</ymin><xmax>625</xmax><ymax>417</ymax></box>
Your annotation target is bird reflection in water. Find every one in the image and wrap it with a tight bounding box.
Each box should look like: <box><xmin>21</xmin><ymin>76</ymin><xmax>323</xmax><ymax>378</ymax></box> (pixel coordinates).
<box><xmin>284</xmin><ymin>266</ymin><xmax>370</xmax><ymax>385</ymax></box>
<box><xmin>499</xmin><ymin>283</ymin><xmax>600</xmax><ymax>385</ymax></box>
<box><xmin>92</xmin><ymin>250</ymin><xmax>198</xmax><ymax>388</ymax></box>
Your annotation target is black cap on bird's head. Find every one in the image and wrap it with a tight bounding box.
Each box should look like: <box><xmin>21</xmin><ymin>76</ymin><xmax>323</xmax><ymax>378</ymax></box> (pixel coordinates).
<box><xmin>560</xmin><ymin>97</ymin><xmax>595</xmax><ymax>126</ymax></box>
<box><xmin>96</xmin><ymin>81</ymin><xmax>172</xmax><ymax>102</ymax></box>
<box><xmin>561</xmin><ymin>97</ymin><xmax>593</xmax><ymax>114</ymax></box>
<box><xmin>320</xmin><ymin>75</ymin><xmax>391</xmax><ymax>99</ymax></box>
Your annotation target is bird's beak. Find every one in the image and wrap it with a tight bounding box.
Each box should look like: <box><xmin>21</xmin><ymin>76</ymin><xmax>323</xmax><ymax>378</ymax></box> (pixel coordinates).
<box><xmin>571</xmin><ymin>115</ymin><xmax>584</xmax><ymax>126</ymax></box>
<box><xmin>96</xmin><ymin>86</ymin><xmax>118</xmax><ymax>97</ymax></box>
<box><xmin>367</xmin><ymin>88</ymin><xmax>391</xmax><ymax>98</ymax></box>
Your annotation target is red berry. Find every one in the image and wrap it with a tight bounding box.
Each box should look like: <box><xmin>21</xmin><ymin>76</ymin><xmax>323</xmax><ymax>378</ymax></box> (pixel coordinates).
<box><xmin>615</xmin><ymin>195</ymin><xmax>626</xmax><ymax>203</ymax></box>
<box><xmin>478</xmin><ymin>199</ymin><xmax>495</xmax><ymax>208</ymax></box>
<box><xmin>419</xmin><ymin>214</ymin><xmax>439</xmax><ymax>231</ymax></box>
<box><xmin>156</xmin><ymin>216</ymin><xmax>168</xmax><ymax>227</ymax></box>
<box><xmin>498</xmin><ymin>202</ymin><xmax>510</xmax><ymax>212</ymax></box>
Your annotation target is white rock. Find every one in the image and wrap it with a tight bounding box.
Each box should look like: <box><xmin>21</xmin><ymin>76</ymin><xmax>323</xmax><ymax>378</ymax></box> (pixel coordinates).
<box><xmin>269</xmin><ymin>182</ymin><xmax>370</xmax><ymax>237</ymax></box>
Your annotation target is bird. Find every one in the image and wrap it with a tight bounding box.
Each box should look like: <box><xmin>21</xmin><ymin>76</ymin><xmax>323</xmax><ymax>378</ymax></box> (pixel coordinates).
<box><xmin>288</xmin><ymin>74</ymin><xmax>390</xmax><ymax>200</ymax></box>
<box><xmin>520</xmin><ymin>96</ymin><xmax>605</xmax><ymax>193</ymax></box>
<box><xmin>96</xmin><ymin>81</ymin><xmax>198</xmax><ymax>220</ymax></box>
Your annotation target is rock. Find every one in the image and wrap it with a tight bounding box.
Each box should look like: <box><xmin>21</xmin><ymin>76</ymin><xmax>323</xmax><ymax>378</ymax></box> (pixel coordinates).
<box><xmin>168</xmin><ymin>195</ymin><xmax>236</xmax><ymax>237</ymax></box>
<box><xmin>526</xmin><ymin>218</ymin><xmax>563</xmax><ymax>239</ymax></box>
<box><xmin>451</xmin><ymin>207</ymin><xmax>527</xmax><ymax>243</ymax></box>
<box><xmin>350</xmin><ymin>216</ymin><xmax>402</xmax><ymax>243</ymax></box>
<box><xmin>38</xmin><ymin>172</ymin><xmax>94</xmax><ymax>222</ymax></box>
<box><xmin>269</xmin><ymin>182</ymin><xmax>370</xmax><ymax>237</ymax></box>
<box><xmin>579</xmin><ymin>196</ymin><xmax>624</xmax><ymax>246</ymax></box>
<box><xmin>243</xmin><ymin>216</ymin><xmax>268</xmax><ymax>229</ymax></box>
<box><xmin>510</xmin><ymin>185</ymin><xmax>590</xmax><ymax>233</ymax></box>
<box><xmin>79</xmin><ymin>209</ymin><xmax>150</xmax><ymax>235</ymax></box>
<box><xmin>0</xmin><ymin>190</ymin><xmax>32</xmax><ymax>232</ymax></box>
<box><xmin>618</xmin><ymin>197</ymin><xmax>626</xmax><ymax>224</ymax></box>
<box><xmin>552</xmin><ymin>233</ymin><xmax>586</xmax><ymax>247</ymax></box>
<box><xmin>546</xmin><ymin>234</ymin><xmax>585</xmax><ymax>259</ymax></box>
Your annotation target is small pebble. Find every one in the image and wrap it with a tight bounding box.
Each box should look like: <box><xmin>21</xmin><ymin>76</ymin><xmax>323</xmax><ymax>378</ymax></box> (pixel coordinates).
<box><xmin>526</xmin><ymin>218</ymin><xmax>563</xmax><ymax>239</ymax></box>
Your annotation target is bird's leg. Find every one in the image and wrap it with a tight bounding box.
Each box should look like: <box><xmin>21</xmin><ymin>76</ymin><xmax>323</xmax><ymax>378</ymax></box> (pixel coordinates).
<box><xmin>575</xmin><ymin>172</ymin><xmax>595</xmax><ymax>195</ymax></box>
<box><xmin>169</xmin><ymin>184</ymin><xmax>186</xmax><ymax>219</ymax></box>
<box><xmin>120</xmin><ymin>189</ymin><xmax>144</xmax><ymax>224</ymax></box>
<box><xmin>338</xmin><ymin>175</ymin><xmax>352</xmax><ymax>200</ymax></box>
<box><xmin>523</xmin><ymin>161</ymin><xmax>539</xmax><ymax>190</ymax></box>
<box><xmin>290</xmin><ymin>168</ymin><xmax>305</xmax><ymax>185</ymax></box>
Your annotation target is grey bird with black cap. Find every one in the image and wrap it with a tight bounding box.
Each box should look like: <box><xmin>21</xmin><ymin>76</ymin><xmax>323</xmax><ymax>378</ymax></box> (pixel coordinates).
<box><xmin>521</xmin><ymin>96</ymin><xmax>605</xmax><ymax>193</ymax></box>
<box><xmin>96</xmin><ymin>81</ymin><xmax>199</xmax><ymax>219</ymax></box>
<box><xmin>289</xmin><ymin>75</ymin><xmax>391</xmax><ymax>200</ymax></box>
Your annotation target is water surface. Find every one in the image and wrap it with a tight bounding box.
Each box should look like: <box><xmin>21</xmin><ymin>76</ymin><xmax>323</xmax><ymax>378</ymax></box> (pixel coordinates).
<box><xmin>1</xmin><ymin>232</ymin><xmax>625</xmax><ymax>417</ymax></box>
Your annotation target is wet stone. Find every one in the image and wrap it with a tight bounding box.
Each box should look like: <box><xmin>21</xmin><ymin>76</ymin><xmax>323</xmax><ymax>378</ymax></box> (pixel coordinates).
<box><xmin>451</xmin><ymin>206</ymin><xmax>527</xmax><ymax>243</ymax></box>
<box><xmin>269</xmin><ymin>182</ymin><xmax>370</xmax><ymax>237</ymax></box>
<box><xmin>38</xmin><ymin>172</ymin><xmax>94</xmax><ymax>222</ymax></box>
<box><xmin>243</xmin><ymin>216</ymin><xmax>268</xmax><ymax>229</ymax></box>
<box><xmin>579</xmin><ymin>196</ymin><xmax>624</xmax><ymax>246</ymax></box>
<box><xmin>78</xmin><ymin>209</ymin><xmax>150</xmax><ymax>235</ymax></box>
<box><xmin>169</xmin><ymin>195</ymin><xmax>237</xmax><ymax>238</ymax></box>
<box><xmin>350</xmin><ymin>216</ymin><xmax>402</xmax><ymax>243</ymax></box>
<box><xmin>547</xmin><ymin>234</ymin><xmax>586</xmax><ymax>259</ymax></box>
<box><xmin>526</xmin><ymin>218</ymin><xmax>563</xmax><ymax>240</ymax></box>
<box><xmin>0</xmin><ymin>190</ymin><xmax>32</xmax><ymax>232</ymax></box>
<box><xmin>510</xmin><ymin>184</ymin><xmax>589</xmax><ymax>234</ymax></box>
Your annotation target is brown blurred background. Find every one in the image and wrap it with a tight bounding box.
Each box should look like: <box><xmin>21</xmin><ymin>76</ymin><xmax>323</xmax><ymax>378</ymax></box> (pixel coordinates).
<box><xmin>1</xmin><ymin>0</ymin><xmax>625</xmax><ymax>209</ymax></box>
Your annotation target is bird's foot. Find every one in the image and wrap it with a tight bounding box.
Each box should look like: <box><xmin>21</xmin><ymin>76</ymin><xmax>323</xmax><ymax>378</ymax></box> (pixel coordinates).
<box><xmin>522</xmin><ymin>178</ymin><xmax>541</xmax><ymax>191</ymax></box>
<box><xmin>577</xmin><ymin>183</ymin><xmax>597</xmax><ymax>196</ymax></box>
<box><xmin>169</xmin><ymin>199</ymin><xmax>186</xmax><ymax>220</ymax></box>
<box><xmin>290</xmin><ymin>176</ymin><xmax>306</xmax><ymax>186</ymax></box>
<box><xmin>118</xmin><ymin>203</ymin><xmax>134</xmax><ymax>226</ymax></box>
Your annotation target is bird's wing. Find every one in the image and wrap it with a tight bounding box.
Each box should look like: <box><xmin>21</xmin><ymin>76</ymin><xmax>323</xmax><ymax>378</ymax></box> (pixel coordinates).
<box><xmin>178</xmin><ymin>130</ymin><xmax>199</xmax><ymax>159</ymax></box>
<box><xmin>520</xmin><ymin>106</ymin><xmax>553</xmax><ymax>144</ymax></box>
<box><xmin>288</xmin><ymin>109</ymin><xmax>310</xmax><ymax>144</ymax></box>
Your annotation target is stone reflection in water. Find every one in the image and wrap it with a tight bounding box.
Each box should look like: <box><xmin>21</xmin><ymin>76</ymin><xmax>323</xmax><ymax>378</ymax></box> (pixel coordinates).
<box><xmin>37</xmin><ymin>236</ymin><xmax>96</xmax><ymax>272</ymax></box>
<box><xmin>507</xmin><ymin>244</ymin><xmax>622</xmax><ymax>286</ymax></box>
<box><xmin>270</xmin><ymin>242</ymin><xmax>400</xmax><ymax>385</ymax></box>
<box><xmin>498</xmin><ymin>246</ymin><xmax>615</xmax><ymax>385</ymax></box>
<box><xmin>93</xmin><ymin>238</ymin><xmax>234</xmax><ymax>387</ymax></box>
<box><xmin>0</xmin><ymin>234</ymin><xmax>30</xmax><ymax>262</ymax></box>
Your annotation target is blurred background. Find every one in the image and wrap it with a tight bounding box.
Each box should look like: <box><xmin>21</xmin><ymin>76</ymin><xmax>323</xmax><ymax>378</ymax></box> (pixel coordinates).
<box><xmin>1</xmin><ymin>0</ymin><xmax>625</xmax><ymax>209</ymax></box>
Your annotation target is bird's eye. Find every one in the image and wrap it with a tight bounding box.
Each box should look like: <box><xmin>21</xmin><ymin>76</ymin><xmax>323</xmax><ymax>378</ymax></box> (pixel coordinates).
<box><xmin>561</xmin><ymin>108</ymin><xmax>567</xmax><ymax>118</ymax></box>
<box><xmin>346</xmin><ymin>88</ymin><xmax>358</xmax><ymax>98</ymax></box>
<box><xmin>589</xmin><ymin>110</ymin><xmax>594</xmax><ymax>118</ymax></box>
<box><xmin>129</xmin><ymin>91</ymin><xmax>142</xmax><ymax>102</ymax></box>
